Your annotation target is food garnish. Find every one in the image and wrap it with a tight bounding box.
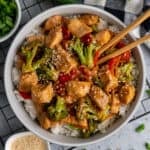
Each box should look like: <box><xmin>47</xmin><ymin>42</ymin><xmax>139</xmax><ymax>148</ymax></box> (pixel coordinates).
<box><xmin>135</xmin><ymin>124</ymin><xmax>145</xmax><ymax>133</ymax></box>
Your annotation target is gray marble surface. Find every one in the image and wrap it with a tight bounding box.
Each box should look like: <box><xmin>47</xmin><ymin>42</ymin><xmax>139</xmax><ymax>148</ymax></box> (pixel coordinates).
<box><xmin>0</xmin><ymin>1</ymin><xmax>150</xmax><ymax>150</ymax></box>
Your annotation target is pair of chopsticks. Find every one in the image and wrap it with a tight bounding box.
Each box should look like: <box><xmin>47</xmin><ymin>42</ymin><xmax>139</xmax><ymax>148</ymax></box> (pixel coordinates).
<box><xmin>98</xmin><ymin>9</ymin><xmax>150</xmax><ymax>65</ymax></box>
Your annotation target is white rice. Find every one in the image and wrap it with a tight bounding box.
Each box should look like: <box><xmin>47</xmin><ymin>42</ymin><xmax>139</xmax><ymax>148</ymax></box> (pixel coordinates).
<box><xmin>14</xmin><ymin>90</ymin><xmax>37</xmax><ymax>120</ymax></box>
<box><xmin>97</xmin><ymin>18</ymin><xmax>108</xmax><ymax>30</ymax></box>
<box><xmin>119</xmin><ymin>105</ymin><xmax>129</xmax><ymax>116</ymax></box>
<box><xmin>108</xmin><ymin>25</ymin><xmax>120</xmax><ymax>33</ymax></box>
<box><xmin>12</xmin><ymin>67</ymin><xmax>20</xmax><ymax>86</ymax></box>
<box><xmin>97</xmin><ymin>117</ymin><xmax>115</xmax><ymax>133</ymax></box>
<box><xmin>51</xmin><ymin>125</ymin><xmax>79</xmax><ymax>137</ymax></box>
<box><xmin>12</xmin><ymin>16</ymin><xmax>138</xmax><ymax>137</ymax></box>
<box><xmin>26</xmin><ymin>26</ymin><xmax>42</xmax><ymax>37</ymax></box>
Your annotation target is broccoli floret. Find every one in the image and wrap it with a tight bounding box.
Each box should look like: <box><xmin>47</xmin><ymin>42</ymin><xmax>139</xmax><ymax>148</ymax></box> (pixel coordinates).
<box><xmin>37</xmin><ymin>65</ymin><xmax>59</xmax><ymax>84</ymax></box>
<box><xmin>85</xmin><ymin>44</ymin><xmax>96</xmax><ymax>68</ymax></box>
<box><xmin>76</xmin><ymin>97</ymin><xmax>98</xmax><ymax>120</ymax></box>
<box><xmin>21</xmin><ymin>42</ymin><xmax>42</xmax><ymax>73</ymax></box>
<box><xmin>21</xmin><ymin>41</ymin><xmax>55</xmax><ymax>80</ymax></box>
<box><xmin>36</xmin><ymin>66</ymin><xmax>59</xmax><ymax>85</ymax></box>
<box><xmin>47</xmin><ymin>96</ymin><xmax>68</xmax><ymax>121</ymax></box>
<box><xmin>42</xmin><ymin>65</ymin><xmax>58</xmax><ymax>81</ymax></box>
<box><xmin>71</xmin><ymin>38</ymin><xmax>86</xmax><ymax>65</ymax></box>
<box><xmin>33</xmin><ymin>47</ymin><xmax>53</xmax><ymax>70</ymax></box>
<box><xmin>71</xmin><ymin>38</ymin><xmax>96</xmax><ymax>68</ymax></box>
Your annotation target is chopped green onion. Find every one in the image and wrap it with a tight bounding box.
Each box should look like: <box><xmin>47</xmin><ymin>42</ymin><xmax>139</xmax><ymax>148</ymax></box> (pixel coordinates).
<box><xmin>92</xmin><ymin>24</ymin><xmax>99</xmax><ymax>33</ymax></box>
<box><xmin>135</xmin><ymin>124</ymin><xmax>145</xmax><ymax>133</ymax></box>
<box><xmin>146</xmin><ymin>89</ymin><xmax>150</xmax><ymax>96</ymax></box>
<box><xmin>5</xmin><ymin>16</ymin><xmax>13</xmax><ymax>28</ymax></box>
<box><xmin>0</xmin><ymin>0</ymin><xmax>17</xmax><ymax>37</ymax></box>
<box><xmin>0</xmin><ymin>22</ymin><xmax>6</xmax><ymax>30</ymax></box>
<box><xmin>145</xmin><ymin>142</ymin><xmax>150</xmax><ymax>150</ymax></box>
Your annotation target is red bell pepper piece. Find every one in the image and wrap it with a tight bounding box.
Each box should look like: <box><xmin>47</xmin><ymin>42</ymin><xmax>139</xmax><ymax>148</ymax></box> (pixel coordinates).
<box><xmin>116</xmin><ymin>41</ymin><xmax>131</xmax><ymax>62</ymax></box>
<box><xmin>19</xmin><ymin>91</ymin><xmax>31</xmax><ymax>99</ymax></box>
<box><xmin>62</xmin><ymin>26</ymin><xmax>72</xmax><ymax>40</ymax></box>
<box><xmin>108</xmin><ymin>56</ymin><xmax>121</xmax><ymax>75</ymax></box>
<box><xmin>81</xmin><ymin>33</ymin><xmax>92</xmax><ymax>45</ymax></box>
<box><xmin>121</xmin><ymin>51</ymin><xmax>131</xmax><ymax>62</ymax></box>
<box><xmin>108</xmin><ymin>41</ymin><xmax>131</xmax><ymax>74</ymax></box>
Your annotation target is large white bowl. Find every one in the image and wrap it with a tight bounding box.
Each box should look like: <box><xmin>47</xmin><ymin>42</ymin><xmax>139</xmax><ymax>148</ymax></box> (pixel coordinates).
<box><xmin>4</xmin><ymin>4</ymin><xmax>145</xmax><ymax>146</ymax></box>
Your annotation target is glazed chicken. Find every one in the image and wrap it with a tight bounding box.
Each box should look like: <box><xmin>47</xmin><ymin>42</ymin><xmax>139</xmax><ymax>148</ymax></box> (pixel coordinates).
<box><xmin>51</xmin><ymin>45</ymin><xmax>77</xmax><ymax>73</ymax></box>
<box><xmin>68</xmin><ymin>18</ymin><xmax>92</xmax><ymax>37</ymax></box>
<box><xmin>31</xmin><ymin>83</ymin><xmax>54</xmax><ymax>103</ymax></box>
<box><xmin>90</xmin><ymin>85</ymin><xmax>109</xmax><ymax>110</ymax></box>
<box><xmin>67</xmin><ymin>81</ymin><xmax>91</xmax><ymax>99</ymax></box>
<box><xmin>18</xmin><ymin>72</ymin><xmax>38</xmax><ymax>93</ymax></box>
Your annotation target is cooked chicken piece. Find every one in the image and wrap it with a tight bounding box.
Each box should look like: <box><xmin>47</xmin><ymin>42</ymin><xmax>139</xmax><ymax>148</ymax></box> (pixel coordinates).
<box><xmin>31</xmin><ymin>84</ymin><xmax>54</xmax><ymax>104</ymax></box>
<box><xmin>98</xmin><ymin>66</ymin><xmax>118</xmax><ymax>93</ymax></box>
<box><xmin>119</xmin><ymin>84</ymin><xmax>135</xmax><ymax>104</ymax></box>
<box><xmin>68</xmin><ymin>18</ymin><xmax>92</xmax><ymax>38</ymax></box>
<box><xmin>80</xmin><ymin>14</ymin><xmax>99</xmax><ymax>26</ymax></box>
<box><xmin>26</xmin><ymin>35</ymin><xmax>45</xmax><ymax>43</ymax></box>
<box><xmin>51</xmin><ymin>45</ymin><xmax>77</xmax><ymax>73</ymax></box>
<box><xmin>111</xmin><ymin>94</ymin><xmax>120</xmax><ymax>114</ymax></box>
<box><xmin>62</xmin><ymin>115</ymin><xmax>88</xmax><ymax>129</ymax></box>
<box><xmin>45</xmin><ymin>27</ymin><xmax>63</xmax><ymax>49</ymax></box>
<box><xmin>44</xmin><ymin>15</ymin><xmax>62</xmax><ymax>31</ymax></box>
<box><xmin>95</xmin><ymin>29</ymin><xmax>112</xmax><ymax>45</ymax></box>
<box><xmin>38</xmin><ymin>113</ymin><xmax>51</xmax><ymax>129</ymax></box>
<box><xmin>90</xmin><ymin>85</ymin><xmax>109</xmax><ymax>110</ymax></box>
<box><xmin>67</xmin><ymin>81</ymin><xmax>91</xmax><ymax>99</ymax></box>
<box><xmin>64</xmin><ymin>95</ymin><xmax>75</xmax><ymax>104</ymax></box>
<box><xmin>18</xmin><ymin>72</ymin><xmax>38</xmax><ymax>93</ymax></box>
<box><xmin>37</xmin><ymin>112</ymin><xmax>57</xmax><ymax>130</ymax></box>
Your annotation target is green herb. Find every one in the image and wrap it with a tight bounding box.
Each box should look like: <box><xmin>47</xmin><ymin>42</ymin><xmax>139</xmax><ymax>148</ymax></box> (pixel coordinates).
<box><xmin>135</xmin><ymin>124</ymin><xmax>145</xmax><ymax>133</ymax></box>
<box><xmin>92</xmin><ymin>24</ymin><xmax>98</xmax><ymax>33</ymax></box>
<box><xmin>145</xmin><ymin>142</ymin><xmax>150</xmax><ymax>150</ymax></box>
<box><xmin>93</xmin><ymin>77</ymin><xmax>104</xmax><ymax>88</ymax></box>
<box><xmin>146</xmin><ymin>89</ymin><xmax>150</xmax><ymax>96</ymax></box>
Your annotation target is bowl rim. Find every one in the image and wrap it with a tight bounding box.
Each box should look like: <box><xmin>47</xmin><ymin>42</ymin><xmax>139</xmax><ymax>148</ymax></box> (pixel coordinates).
<box><xmin>5</xmin><ymin>131</ymin><xmax>50</xmax><ymax>150</ymax></box>
<box><xmin>0</xmin><ymin>0</ymin><xmax>22</xmax><ymax>43</ymax></box>
<box><xmin>4</xmin><ymin>4</ymin><xmax>145</xmax><ymax>146</ymax></box>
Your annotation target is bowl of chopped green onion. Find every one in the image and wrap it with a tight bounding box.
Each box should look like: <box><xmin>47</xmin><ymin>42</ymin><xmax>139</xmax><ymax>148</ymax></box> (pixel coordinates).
<box><xmin>0</xmin><ymin>0</ymin><xmax>21</xmax><ymax>42</ymax></box>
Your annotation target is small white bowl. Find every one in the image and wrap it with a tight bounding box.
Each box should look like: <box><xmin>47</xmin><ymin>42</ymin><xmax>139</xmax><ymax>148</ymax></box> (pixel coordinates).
<box><xmin>5</xmin><ymin>132</ymin><xmax>50</xmax><ymax>150</ymax></box>
<box><xmin>0</xmin><ymin>0</ymin><xmax>21</xmax><ymax>43</ymax></box>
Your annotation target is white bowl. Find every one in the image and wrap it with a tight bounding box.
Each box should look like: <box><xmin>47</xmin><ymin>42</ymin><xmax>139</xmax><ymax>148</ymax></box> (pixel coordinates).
<box><xmin>5</xmin><ymin>132</ymin><xmax>50</xmax><ymax>150</ymax></box>
<box><xmin>4</xmin><ymin>4</ymin><xmax>145</xmax><ymax>146</ymax></box>
<box><xmin>0</xmin><ymin>0</ymin><xmax>21</xmax><ymax>43</ymax></box>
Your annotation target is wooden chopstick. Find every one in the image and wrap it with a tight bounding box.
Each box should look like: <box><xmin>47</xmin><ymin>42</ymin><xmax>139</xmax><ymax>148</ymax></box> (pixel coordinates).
<box><xmin>98</xmin><ymin>9</ymin><xmax>150</xmax><ymax>56</ymax></box>
<box><xmin>98</xmin><ymin>34</ymin><xmax>150</xmax><ymax>65</ymax></box>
